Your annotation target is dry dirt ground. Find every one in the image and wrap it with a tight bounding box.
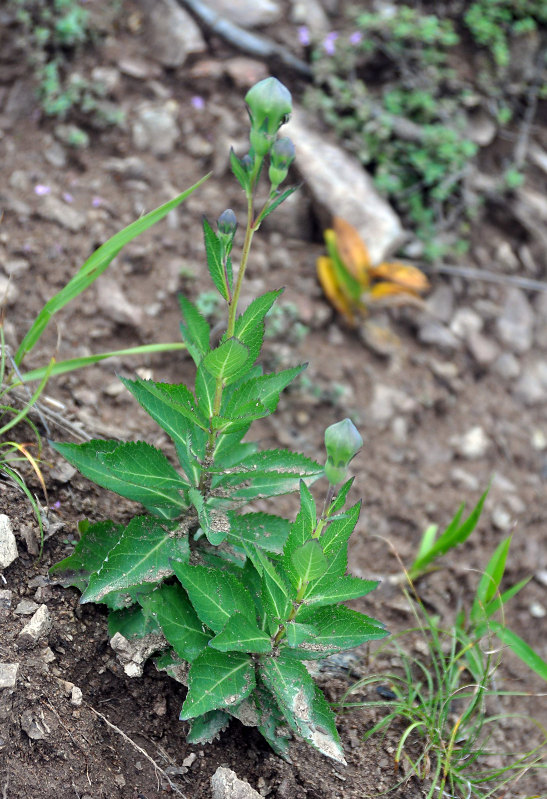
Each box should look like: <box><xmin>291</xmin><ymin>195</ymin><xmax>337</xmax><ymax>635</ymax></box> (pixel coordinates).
<box><xmin>1</xmin><ymin>2</ymin><xmax>546</xmax><ymax>798</ymax></box>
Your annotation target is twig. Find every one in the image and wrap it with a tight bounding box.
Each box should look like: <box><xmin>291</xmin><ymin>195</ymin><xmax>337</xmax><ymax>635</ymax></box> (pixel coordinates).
<box><xmin>87</xmin><ymin>704</ymin><xmax>187</xmax><ymax>797</ymax></box>
<box><xmin>419</xmin><ymin>262</ymin><xmax>547</xmax><ymax>293</ymax></box>
<box><xmin>7</xmin><ymin>389</ymin><xmax>92</xmax><ymax>441</ymax></box>
<box><xmin>176</xmin><ymin>0</ymin><xmax>312</xmax><ymax>77</ymax></box>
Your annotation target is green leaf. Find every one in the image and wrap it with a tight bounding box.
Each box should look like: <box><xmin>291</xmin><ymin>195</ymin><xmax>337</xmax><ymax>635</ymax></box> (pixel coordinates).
<box><xmin>213</xmin><ymin>431</ymin><xmax>257</xmax><ymax>468</ymax></box>
<box><xmin>234</xmin><ymin>289</ymin><xmax>283</xmax><ymax>366</ymax></box>
<box><xmin>15</xmin><ymin>174</ymin><xmax>210</xmax><ymax>367</ymax></box>
<box><xmin>172</xmin><ymin>562</ymin><xmax>255</xmax><ymax>633</ymax></box>
<box><xmin>81</xmin><ymin>516</ymin><xmax>188</xmax><ymax>603</ymax></box>
<box><xmin>203</xmin><ymin>217</ymin><xmax>229</xmax><ymax>301</ymax></box>
<box><xmin>213</xmin><ymin>450</ymin><xmax>322</xmax><ymax>500</ymax></box>
<box><xmin>229</xmin><ymin>148</ymin><xmax>250</xmax><ymax>192</ymax></box>
<box><xmin>260</xmin><ymin>653</ymin><xmax>346</xmax><ymax>763</ymax></box>
<box><xmin>189</xmin><ymin>488</ymin><xmax>230</xmax><ymax>545</ymax></box>
<box><xmin>261</xmin><ymin>562</ymin><xmax>293</xmax><ymax>634</ymax></box>
<box><xmin>471</xmin><ymin>537</ymin><xmax>511</xmax><ymax>623</ymax></box>
<box><xmin>203</xmin><ymin>338</ymin><xmax>249</xmax><ymax>385</ymax></box>
<box><xmin>327</xmin><ymin>478</ymin><xmax>354</xmax><ymax>517</ymax></box>
<box><xmin>254</xmin><ymin>685</ymin><xmax>292</xmax><ymax>760</ymax></box>
<box><xmin>52</xmin><ymin>440</ymin><xmax>188</xmax><ymax>518</ymax></box>
<box><xmin>258</xmin><ymin>186</ymin><xmax>299</xmax><ymax>223</ymax></box>
<box><xmin>283</xmin><ymin>484</ymin><xmax>316</xmax><ymax>582</ymax></box>
<box><xmin>180</xmin><ymin>649</ymin><xmax>255</xmax><ymax>719</ymax></box>
<box><xmin>484</xmin><ymin>577</ymin><xmax>531</xmax><ymax>619</ymax></box>
<box><xmin>303</xmin><ymin>574</ymin><xmax>379</xmax><ymax>608</ymax></box>
<box><xmin>414</xmin><ymin>523</ymin><xmax>438</xmax><ymax>564</ymax></box>
<box><xmin>294</xmin><ymin>605</ymin><xmax>387</xmax><ymax>653</ymax></box>
<box><xmin>223</xmin><ymin>366</ymin><xmax>305</xmax><ymax>418</ymax></box>
<box><xmin>209</xmin><ymin>613</ymin><xmax>272</xmax><ymax>654</ymax></box>
<box><xmin>107</xmin><ymin>604</ymin><xmax>160</xmax><ymax>640</ymax></box>
<box><xmin>195</xmin><ymin>361</ymin><xmax>217</xmax><ymax>420</ymax></box>
<box><xmin>291</xmin><ymin>540</ymin><xmax>327</xmax><ymax>583</ymax></box>
<box><xmin>485</xmin><ymin>622</ymin><xmax>547</xmax><ymax>681</ymax></box>
<box><xmin>140</xmin><ymin>582</ymin><xmax>211</xmax><ymax>662</ymax></box>
<box><xmin>285</xmin><ymin>621</ymin><xmax>318</xmax><ymax>648</ymax></box>
<box><xmin>226</xmin><ymin>512</ymin><xmax>289</xmax><ymax>555</ymax></box>
<box><xmin>49</xmin><ymin>519</ymin><xmax>123</xmax><ymax>592</ymax></box>
<box><xmin>186</xmin><ymin>710</ymin><xmax>231</xmax><ymax>744</ymax></box>
<box><xmin>321</xmin><ymin>501</ymin><xmax>361</xmax><ymax>567</ymax></box>
<box><xmin>179</xmin><ymin>294</ymin><xmax>211</xmax><ymax>365</ymax></box>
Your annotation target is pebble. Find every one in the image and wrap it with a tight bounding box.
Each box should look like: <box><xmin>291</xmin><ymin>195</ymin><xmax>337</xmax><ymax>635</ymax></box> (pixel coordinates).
<box><xmin>492</xmin><ymin>352</ymin><xmax>520</xmax><ymax>381</ymax></box>
<box><xmin>18</xmin><ymin>605</ymin><xmax>52</xmax><ymax>647</ymax></box>
<box><xmin>450</xmin><ymin>307</ymin><xmax>483</xmax><ymax>339</ymax></box>
<box><xmin>70</xmin><ymin>686</ymin><xmax>83</xmax><ymax>707</ymax></box>
<box><xmin>140</xmin><ymin>0</ymin><xmax>205</xmax><ymax>67</ymax></box>
<box><xmin>425</xmin><ymin>284</ymin><xmax>455</xmax><ymax>323</ymax></box>
<box><xmin>49</xmin><ymin>461</ymin><xmax>77</xmax><ymax>483</ymax></box>
<box><xmin>211</xmin><ymin>767</ymin><xmax>263</xmax><ymax>799</ymax></box>
<box><xmin>20</xmin><ymin>708</ymin><xmax>50</xmax><ymax>740</ymax></box>
<box><xmin>95</xmin><ymin>277</ymin><xmax>144</xmax><ymax>328</ymax></box>
<box><xmin>450</xmin><ymin>426</ymin><xmax>490</xmax><ymax>460</ymax></box>
<box><xmin>0</xmin><ymin>590</ymin><xmax>12</xmax><ymax>609</ymax></box>
<box><xmin>495</xmin><ymin>288</ymin><xmax>535</xmax><ymax>354</ymax></box>
<box><xmin>285</xmin><ymin>107</ymin><xmax>404</xmax><ymax>264</ymax></box>
<box><xmin>418</xmin><ymin>321</ymin><xmax>459</xmax><ymax>351</ymax></box>
<box><xmin>3</xmin><ymin>258</ymin><xmax>30</xmax><ymax>276</ymax></box>
<box><xmin>0</xmin><ymin>515</ymin><xmax>18</xmax><ymax>569</ymax></box>
<box><xmin>0</xmin><ymin>274</ymin><xmax>19</xmax><ymax>305</ymax></box>
<box><xmin>132</xmin><ymin>101</ymin><xmax>180</xmax><ymax>156</ymax></box>
<box><xmin>369</xmin><ymin>384</ymin><xmax>417</xmax><ymax>426</ymax></box>
<box><xmin>36</xmin><ymin>195</ymin><xmax>87</xmax><ymax>232</ymax></box>
<box><xmin>491</xmin><ymin>505</ymin><xmax>512</xmax><ymax>531</ymax></box>
<box><xmin>0</xmin><ymin>663</ymin><xmax>19</xmax><ymax>690</ymax></box>
<box><xmin>513</xmin><ymin>360</ymin><xmax>547</xmax><ymax>406</ymax></box>
<box><xmin>205</xmin><ymin>0</ymin><xmax>282</xmax><ymax>28</ymax></box>
<box><xmin>290</xmin><ymin>0</ymin><xmax>329</xmax><ymax>35</ymax></box>
<box><xmin>14</xmin><ymin>600</ymin><xmax>40</xmax><ymax>616</ymax></box>
<box><xmin>450</xmin><ymin>467</ymin><xmax>480</xmax><ymax>491</ymax></box>
<box><xmin>466</xmin><ymin>330</ymin><xmax>500</xmax><ymax>366</ymax></box>
<box><xmin>43</xmin><ymin>141</ymin><xmax>67</xmax><ymax>169</ymax></box>
<box><xmin>534</xmin><ymin>291</ymin><xmax>547</xmax><ymax>349</ymax></box>
<box><xmin>529</xmin><ymin>601</ymin><xmax>546</xmax><ymax>619</ymax></box>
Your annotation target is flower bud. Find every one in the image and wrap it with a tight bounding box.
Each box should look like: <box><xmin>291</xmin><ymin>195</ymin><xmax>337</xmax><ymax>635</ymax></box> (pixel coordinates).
<box><xmin>324</xmin><ymin>418</ymin><xmax>363</xmax><ymax>485</ymax></box>
<box><xmin>245</xmin><ymin>78</ymin><xmax>292</xmax><ymax>157</ymax></box>
<box><xmin>268</xmin><ymin>136</ymin><xmax>295</xmax><ymax>188</ymax></box>
<box><xmin>217</xmin><ymin>208</ymin><xmax>237</xmax><ymax>237</ymax></box>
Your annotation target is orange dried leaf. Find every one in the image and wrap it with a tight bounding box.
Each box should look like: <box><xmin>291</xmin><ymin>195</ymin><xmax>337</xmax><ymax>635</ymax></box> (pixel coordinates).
<box><xmin>317</xmin><ymin>256</ymin><xmax>356</xmax><ymax>326</ymax></box>
<box><xmin>333</xmin><ymin>217</ymin><xmax>371</xmax><ymax>284</ymax></box>
<box><xmin>368</xmin><ymin>282</ymin><xmax>426</xmax><ymax>309</ymax></box>
<box><xmin>369</xmin><ymin>261</ymin><xmax>429</xmax><ymax>293</ymax></box>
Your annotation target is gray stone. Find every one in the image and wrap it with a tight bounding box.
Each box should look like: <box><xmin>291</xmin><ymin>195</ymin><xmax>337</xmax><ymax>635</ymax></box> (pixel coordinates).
<box><xmin>465</xmin><ymin>107</ymin><xmax>497</xmax><ymax>147</ymax></box>
<box><xmin>43</xmin><ymin>141</ymin><xmax>67</xmax><ymax>169</ymax></box>
<box><xmin>0</xmin><ymin>515</ymin><xmax>18</xmax><ymax>569</ymax></box>
<box><xmin>139</xmin><ymin>0</ymin><xmax>205</xmax><ymax>67</ymax></box>
<box><xmin>14</xmin><ymin>599</ymin><xmax>39</xmax><ymax>616</ymax></box>
<box><xmin>450</xmin><ymin>426</ymin><xmax>490</xmax><ymax>460</ymax></box>
<box><xmin>0</xmin><ymin>590</ymin><xmax>12</xmax><ymax>609</ymax></box>
<box><xmin>0</xmin><ymin>663</ymin><xmax>19</xmax><ymax>689</ymax></box>
<box><xmin>90</xmin><ymin>66</ymin><xmax>121</xmax><ymax>93</ymax></box>
<box><xmin>290</xmin><ymin>0</ymin><xmax>329</xmax><ymax>35</ymax></box>
<box><xmin>132</xmin><ymin>101</ymin><xmax>180</xmax><ymax>156</ymax></box>
<box><xmin>425</xmin><ymin>284</ymin><xmax>454</xmax><ymax>323</ymax></box>
<box><xmin>95</xmin><ymin>277</ymin><xmax>144</xmax><ymax>328</ymax></box>
<box><xmin>70</xmin><ymin>686</ymin><xmax>83</xmax><ymax>707</ymax></box>
<box><xmin>467</xmin><ymin>330</ymin><xmax>500</xmax><ymax>366</ymax></box>
<box><xmin>513</xmin><ymin>360</ymin><xmax>547</xmax><ymax>406</ymax></box>
<box><xmin>103</xmin><ymin>156</ymin><xmax>150</xmax><ymax>181</ymax></box>
<box><xmin>285</xmin><ymin>107</ymin><xmax>404</xmax><ymax>264</ymax></box>
<box><xmin>110</xmin><ymin>631</ymin><xmax>167</xmax><ymax>677</ymax></box>
<box><xmin>50</xmin><ymin>461</ymin><xmax>77</xmax><ymax>483</ymax></box>
<box><xmin>369</xmin><ymin>384</ymin><xmax>417</xmax><ymax>426</ymax></box>
<box><xmin>3</xmin><ymin>257</ymin><xmax>30</xmax><ymax>276</ymax></box>
<box><xmin>492</xmin><ymin>352</ymin><xmax>521</xmax><ymax>380</ymax></box>
<box><xmin>20</xmin><ymin>708</ymin><xmax>52</xmax><ymax>740</ymax></box>
<box><xmin>495</xmin><ymin>288</ymin><xmax>535</xmax><ymax>354</ymax></box>
<box><xmin>418</xmin><ymin>321</ymin><xmax>459</xmax><ymax>351</ymax></box>
<box><xmin>0</xmin><ymin>274</ymin><xmax>18</xmax><ymax>305</ymax></box>
<box><xmin>211</xmin><ymin>767</ymin><xmax>263</xmax><ymax>799</ymax></box>
<box><xmin>18</xmin><ymin>605</ymin><xmax>52</xmax><ymax>647</ymax></box>
<box><xmin>36</xmin><ymin>195</ymin><xmax>86</xmax><ymax>232</ymax></box>
<box><xmin>205</xmin><ymin>0</ymin><xmax>282</xmax><ymax>28</ymax></box>
<box><xmin>450</xmin><ymin>307</ymin><xmax>483</xmax><ymax>339</ymax></box>
<box><xmin>491</xmin><ymin>505</ymin><xmax>512</xmax><ymax>532</ymax></box>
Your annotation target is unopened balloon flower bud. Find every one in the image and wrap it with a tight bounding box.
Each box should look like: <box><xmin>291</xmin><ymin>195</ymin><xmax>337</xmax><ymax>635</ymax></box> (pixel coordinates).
<box><xmin>324</xmin><ymin>418</ymin><xmax>363</xmax><ymax>485</ymax></box>
<box><xmin>217</xmin><ymin>208</ymin><xmax>237</xmax><ymax>237</ymax></box>
<box><xmin>268</xmin><ymin>137</ymin><xmax>295</xmax><ymax>188</ymax></box>
<box><xmin>245</xmin><ymin>78</ymin><xmax>292</xmax><ymax>157</ymax></box>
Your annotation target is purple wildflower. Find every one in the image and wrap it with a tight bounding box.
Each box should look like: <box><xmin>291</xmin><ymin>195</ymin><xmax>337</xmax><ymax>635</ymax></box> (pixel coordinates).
<box><xmin>92</xmin><ymin>196</ymin><xmax>103</xmax><ymax>207</ymax></box>
<box><xmin>34</xmin><ymin>184</ymin><xmax>51</xmax><ymax>196</ymax></box>
<box><xmin>298</xmin><ymin>26</ymin><xmax>310</xmax><ymax>46</ymax></box>
<box><xmin>323</xmin><ymin>31</ymin><xmax>339</xmax><ymax>56</ymax></box>
<box><xmin>62</xmin><ymin>192</ymin><xmax>74</xmax><ymax>204</ymax></box>
<box><xmin>191</xmin><ymin>96</ymin><xmax>205</xmax><ymax>110</ymax></box>
<box><xmin>349</xmin><ymin>31</ymin><xmax>363</xmax><ymax>46</ymax></box>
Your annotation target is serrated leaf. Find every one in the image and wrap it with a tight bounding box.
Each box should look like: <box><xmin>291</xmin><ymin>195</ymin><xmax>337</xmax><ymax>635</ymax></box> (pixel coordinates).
<box><xmin>258</xmin><ymin>186</ymin><xmax>299</xmax><ymax>224</ymax></box>
<box><xmin>49</xmin><ymin>520</ymin><xmax>123</xmax><ymax>592</ymax></box>
<box><xmin>213</xmin><ymin>431</ymin><xmax>258</xmax><ymax>468</ymax></box>
<box><xmin>282</xmin><ymin>483</ymin><xmax>317</xmax><ymax>584</ymax></box>
<box><xmin>254</xmin><ymin>685</ymin><xmax>292</xmax><ymax>760</ymax></box>
<box><xmin>81</xmin><ymin>516</ymin><xmax>188</xmax><ymax>603</ymax></box>
<box><xmin>179</xmin><ymin>294</ymin><xmax>211</xmax><ymax>365</ymax></box>
<box><xmin>223</xmin><ymin>366</ymin><xmax>305</xmax><ymax>419</ymax></box>
<box><xmin>203</xmin><ymin>338</ymin><xmax>249</xmax><ymax>384</ymax></box>
<box><xmin>189</xmin><ymin>488</ymin><xmax>230</xmax><ymax>545</ymax></box>
<box><xmin>172</xmin><ymin>562</ymin><xmax>255</xmax><ymax>633</ymax></box>
<box><xmin>213</xmin><ymin>450</ymin><xmax>322</xmax><ymax>500</ymax></box>
<box><xmin>233</xmin><ymin>290</ymin><xmax>282</xmax><ymax>369</ymax></box>
<box><xmin>229</xmin><ymin>148</ymin><xmax>250</xmax><ymax>192</ymax></box>
<box><xmin>203</xmin><ymin>217</ymin><xmax>229</xmax><ymax>300</ymax></box>
<box><xmin>291</xmin><ymin>540</ymin><xmax>327</xmax><ymax>583</ymax></box>
<box><xmin>226</xmin><ymin>512</ymin><xmax>289</xmax><ymax>555</ymax></box>
<box><xmin>119</xmin><ymin>377</ymin><xmax>206</xmax><ymax>484</ymax></box>
<box><xmin>186</xmin><ymin>710</ymin><xmax>231</xmax><ymax>744</ymax></box>
<box><xmin>140</xmin><ymin>582</ymin><xmax>211</xmax><ymax>662</ymax></box>
<box><xmin>209</xmin><ymin>613</ymin><xmax>272</xmax><ymax>654</ymax></box>
<box><xmin>321</xmin><ymin>501</ymin><xmax>361</xmax><ymax>565</ymax></box>
<box><xmin>294</xmin><ymin>605</ymin><xmax>387</xmax><ymax>653</ymax></box>
<box><xmin>195</xmin><ymin>360</ymin><xmax>217</xmax><ymax>419</ymax></box>
<box><xmin>107</xmin><ymin>604</ymin><xmax>160</xmax><ymax>640</ymax></box>
<box><xmin>260</xmin><ymin>653</ymin><xmax>346</xmax><ymax>763</ymax></box>
<box><xmin>180</xmin><ymin>649</ymin><xmax>255</xmax><ymax>719</ymax></box>
<box><xmin>285</xmin><ymin>621</ymin><xmax>318</xmax><ymax>647</ymax></box>
<box><xmin>302</xmin><ymin>574</ymin><xmax>380</xmax><ymax>608</ymax></box>
<box><xmin>155</xmin><ymin>650</ymin><xmax>189</xmax><ymax>683</ymax></box>
<box><xmin>262</xmin><ymin>563</ymin><xmax>292</xmax><ymax>635</ymax></box>
<box><xmin>327</xmin><ymin>478</ymin><xmax>354</xmax><ymax>517</ymax></box>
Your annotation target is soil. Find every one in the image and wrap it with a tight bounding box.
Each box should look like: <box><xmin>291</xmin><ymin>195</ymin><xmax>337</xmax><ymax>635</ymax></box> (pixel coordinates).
<box><xmin>1</xmin><ymin>2</ymin><xmax>546</xmax><ymax>798</ymax></box>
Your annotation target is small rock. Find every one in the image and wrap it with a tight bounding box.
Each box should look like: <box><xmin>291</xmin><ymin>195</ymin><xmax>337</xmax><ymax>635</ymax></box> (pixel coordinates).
<box><xmin>492</xmin><ymin>352</ymin><xmax>520</xmax><ymax>381</ymax></box>
<box><xmin>418</xmin><ymin>321</ymin><xmax>459</xmax><ymax>351</ymax></box>
<box><xmin>0</xmin><ymin>274</ymin><xmax>19</xmax><ymax>305</ymax></box>
<box><xmin>70</xmin><ymin>686</ymin><xmax>83</xmax><ymax>707</ymax></box>
<box><xmin>50</xmin><ymin>461</ymin><xmax>77</xmax><ymax>483</ymax></box>
<box><xmin>20</xmin><ymin>708</ymin><xmax>51</xmax><ymax>740</ymax></box>
<box><xmin>205</xmin><ymin>0</ymin><xmax>281</xmax><ymax>27</ymax></box>
<box><xmin>450</xmin><ymin>307</ymin><xmax>483</xmax><ymax>339</ymax></box>
<box><xmin>491</xmin><ymin>506</ymin><xmax>512</xmax><ymax>532</ymax></box>
<box><xmin>450</xmin><ymin>467</ymin><xmax>480</xmax><ymax>491</ymax></box>
<box><xmin>450</xmin><ymin>426</ymin><xmax>490</xmax><ymax>460</ymax></box>
<box><xmin>290</xmin><ymin>0</ymin><xmax>329</xmax><ymax>35</ymax></box>
<box><xmin>182</xmin><ymin>752</ymin><xmax>197</xmax><ymax>768</ymax></box>
<box><xmin>110</xmin><ymin>631</ymin><xmax>167</xmax><ymax>677</ymax></box>
<box><xmin>513</xmin><ymin>360</ymin><xmax>547</xmax><ymax>406</ymax></box>
<box><xmin>3</xmin><ymin>257</ymin><xmax>30</xmax><ymax>276</ymax></box>
<box><xmin>223</xmin><ymin>57</ymin><xmax>269</xmax><ymax>89</ymax></box>
<box><xmin>0</xmin><ymin>663</ymin><xmax>19</xmax><ymax>689</ymax></box>
<box><xmin>467</xmin><ymin>331</ymin><xmax>500</xmax><ymax>366</ymax></box>
<box><xmin>529</xmin><ymin>601</ymin><xmax>546</xmax><ymax>619</ymax></box>
<box><xmin>532</xmin><ymin>429</ymin><xmax>546</xmax><ymax>451</ymax></box>
<box><xmin>0</xmin><ymin>515</ymin><xmax>18</xmax><ymax>569</ymax></box>
<box><xmin>43</xmin><ymin>141</ymin><xmax>67</xmax><ymax>169</ymax></box>
<box><xmin>90</xmin><ymin>66</ymin><xmax>121</xmax><ymax>93</ymax></box>
<box><xmin>536</xmin><ymin>570</ymin><xmax>547</xmax><ymax>588</ymax></box>
<box><xmin>18</xmin><ymin>605</ymin><xmax>52</xmax><ymax>647</ymax></box>
<box><xmin>369</xmin><ymin>384</ymin><xmax>417</xmax><ymax>427</ymax></box>
<box><xmin>465</xmin><ymin>107</ymin><xmax>497</xmax><ymax>146</ymax></box>
<box><xmin>132</xmin><ymin>101</ymin><xmax>180</xmax><ymax>156</ymax></box>
<box><xmin>36</xmin><ymin>195</ymin><xmax>87</xmax><ymax>232</ymax></box>
<box><xmin>0</xmin><ymin>590</ymin><xmax>12</xmax><ymax>609</ymax></box>
<box><xmin>211</xmin><ymin>767</ymin><xmax>263</xmax><ymax>799</ymax></box>
<box><xmin>495</xmin><ymin>241</ymin><xmax>520</xmax><ymax>273</ymax></box>
<box><xmin>139</xmin><ymin>0</ymin><xmax>205</xmax><ymax>67</ymax></box>
<box><xmin>14</xmin><ymin>599</ymin><xmax>39</xmax><ymax>616</ymax></box>
<box><xmin>495</xmin><ymin>288</ymin><xmax>535</xmax><ymax>354</ymax></box>
<box><xmin>95</xmin><ymin>277</ymin><xmax>144</xmax><ymax>328</ymax></box>
<box><xmin>425</xmin><ymin>284</ymin><xmax>455</xmax><ymax>323</ymax></box>
<box><xmin>103</xmin><ymin>156</ymin><xmax>150</xmax><ymax>181</ymax></box>
<box><xmin>285</xmin><ymin>107</ymin><xmax>404</xmax><ymax>264</ymax></box>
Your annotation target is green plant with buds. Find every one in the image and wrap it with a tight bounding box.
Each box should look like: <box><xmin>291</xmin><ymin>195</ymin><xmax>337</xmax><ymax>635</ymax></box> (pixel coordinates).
<box><xmin>50</xmin><ymin>78</ymin><xmax>387</xmax><ymax>763</ymax></box>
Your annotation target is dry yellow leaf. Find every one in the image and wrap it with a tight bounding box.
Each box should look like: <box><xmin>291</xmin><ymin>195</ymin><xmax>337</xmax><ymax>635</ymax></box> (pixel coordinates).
<box><xmin>316</xmin><ymin>256</ymin><xmax>356</xmax><ymax>325</ymax></box>
<box><xmin>332</xmin><ymin>217</ymin><xmax>371</xmax><ymax>284</ymax></box>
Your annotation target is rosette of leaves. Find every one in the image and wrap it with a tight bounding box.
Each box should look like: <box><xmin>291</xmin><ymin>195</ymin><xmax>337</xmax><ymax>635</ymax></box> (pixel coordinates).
<box><xmin>50</xmin><ymin>78</ymin><xmax>387</xmax><ymax>762</ymax></box>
